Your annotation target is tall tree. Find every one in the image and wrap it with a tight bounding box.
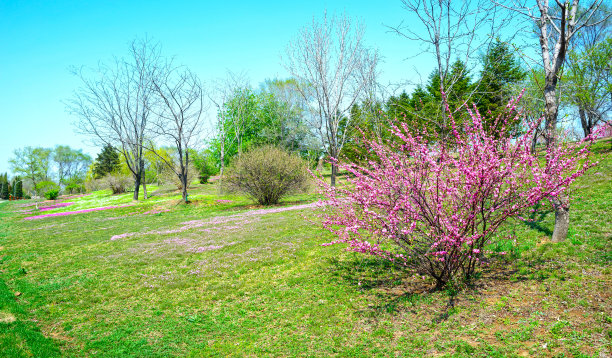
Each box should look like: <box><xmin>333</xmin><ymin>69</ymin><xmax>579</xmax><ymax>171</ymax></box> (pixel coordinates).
<box><xmin>93</xmin><ymin>144</ymin><xmax>122</xmax><ymax>179</ymax></box>
<box><xmin>53</xmin><ymin>145</ymin><xmax>92</xmax><ymax>186</ymax></box>
<box><xmin>284</xmin><ymin>12</ymin><xmax>379</xmax><ymax>186</ymax></box>
<box><xmin>0</xmin><ymin>173</ymin><xmax>9</xmax><ymax>200</ymax></box>
<box><xmin>150</xmin><ymin>65</ymin><xmax>206</xmax><ymax>202</ymax></box>
<box><xmin>499</xmin><ymin>0</ymin><xmax>609</xmax><ymax>241</ymax></box>
<box><xmin>9</xmin><ymin>146</ymin><xmax>52</xmax><ymax>189</ymax></box>
<box><xmin>391</xmin><ymin>0</ymin><xmax>509</xmax><ymax>139</ymax></box>
<box><xmin>259</xmin><ymin>79</ymin><xmax>315</xmax><ymax>156</ymax></box>
<box><xmin>476</xmin><ymin>39</ymin><xmax>527</xmax><ymax>133</ymax></box>
<box><xmin>69</xmin><ymin>39</ymin><xmax>163</xmax><ymax>200</ymax></box>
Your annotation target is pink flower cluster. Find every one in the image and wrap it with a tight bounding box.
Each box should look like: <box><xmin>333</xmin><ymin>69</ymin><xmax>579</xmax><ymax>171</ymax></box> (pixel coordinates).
<box><xmin>38</xmin><ymin>202</ymin><xmax>75</xmax><ymax>212</ymax></box>
<box><xmin>317</xmin><ymin>92</ymin><xmax>598</xmax><ymax>286</ymax></box>
<box><xmin>24</xmin><ymin>204</ymin><xmax>133</xmax><ymax>220</ymax></box>
<box><xmin>216</xmin><ymin>199</ymin><xmax>233</xmax><ymax>203</ymax></box>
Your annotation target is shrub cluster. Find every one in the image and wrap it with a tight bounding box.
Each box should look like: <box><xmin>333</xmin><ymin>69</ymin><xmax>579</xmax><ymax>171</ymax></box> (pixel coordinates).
<box><xmin>103</xmin><ymin>174</ymin><xmax>131</xmax><ymax>194</ymax></box>
<box><xmin>224</xmin><ymin>145</ymin><xmax>310</xmax><ymax>205</ymax></box>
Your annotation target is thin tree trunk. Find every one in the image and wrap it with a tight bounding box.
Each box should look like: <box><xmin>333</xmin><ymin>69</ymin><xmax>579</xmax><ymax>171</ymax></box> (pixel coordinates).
<box><xmin>578</xmin><ymin>107</ymin><xmax>589</xmax><ymax>138</ymax></box>
<box><xmin>133</xmin><ymin>173</ymin><xmax>141</xmax><ymax>201</ymax></box>
<box><xmin>330</xmin><ymin>147</ymin><xmax>338</xmax><ymax>187</ymax></box>
<box><xmin>142</xmin><ymin>170</ymin><xmax>148</xmax><ymax>200</ymax></box>
<box><xmin>182</xmin><ymin>174</ymin><xmax>188</xmax><ymax>202</ymax></box>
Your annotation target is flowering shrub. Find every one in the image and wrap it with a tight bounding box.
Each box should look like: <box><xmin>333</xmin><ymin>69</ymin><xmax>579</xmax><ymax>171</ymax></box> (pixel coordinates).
<box><xmin>318</xmin><ymin>94</ymin><xmax>597</xmax><ymax>288</ymax></box>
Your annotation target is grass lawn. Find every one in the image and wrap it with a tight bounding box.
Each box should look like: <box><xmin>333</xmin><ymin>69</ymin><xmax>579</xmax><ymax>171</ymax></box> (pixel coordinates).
<box><xmin>0</xmin><ymin>140</ymin><xmax>610</xmax><ymax>357</ymax></box>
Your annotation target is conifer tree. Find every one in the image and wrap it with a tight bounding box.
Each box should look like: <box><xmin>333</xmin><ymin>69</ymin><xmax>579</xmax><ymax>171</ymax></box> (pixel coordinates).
<box><xmin>93</xmin><ymin>144</ymin><xmax>121</xmax><ymax>179</ymax></box>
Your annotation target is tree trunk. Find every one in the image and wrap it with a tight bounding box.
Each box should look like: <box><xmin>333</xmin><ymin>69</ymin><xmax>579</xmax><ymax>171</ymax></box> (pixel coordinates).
<box><xmin>330</xmin><ymin>147</ymin><xmax>338</xmax><ymax>187</ymax></box>
<box><xmin>543</xmin><ymin>83</ymin><xmax>569</xmax><ymax>242</ymax></box>
<box><xmin>331</xmin><ymin>162</ymin><xmax>337</xmax><ymax>187</ymax></box>
<box><xmin>142</xmin><ymin>170</ymin><xmax>148</xmax><ymax>200</ymax></box>
<box><xmin>578</xmin><ymin>107</ymin><xmax>589</xmax><ymax>138</ymax></box>
<box><xmin>182</xmin><ymin>175</ymin><xmax>188</xmax><ymax>202</ymax></box>
<box><xmin>551</xmin><ymin>195</ymin><xmax>570</xmax><ymax>242</ymax></box>
<box><xmin>133</xmin><ymin>173</ymin><xmax>141</xmax><ymax>201</ymax></box>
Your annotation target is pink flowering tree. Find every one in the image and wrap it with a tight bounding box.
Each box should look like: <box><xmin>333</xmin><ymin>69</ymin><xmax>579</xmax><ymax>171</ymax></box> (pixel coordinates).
<box><xmin>317</xmin><ymin>94</ymin><xmax>598</xmax><ymax>289</ymax></box>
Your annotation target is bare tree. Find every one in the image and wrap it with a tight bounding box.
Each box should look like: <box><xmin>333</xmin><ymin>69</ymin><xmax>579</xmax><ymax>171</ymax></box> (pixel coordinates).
<box><xmin>69</xmin><ymin>39</ymin><xmax>163</xmax><ymax>200</ymax></box>
<box><xmin>284</xmin><ymin>12</ymin><xmax>379</xmax><ymax>186</ymax></box>
<box><xmin>497</xmin><ymin>0</ymin><xmax>609</xmax><ymax>242</ymax></box>
<box><xmin>150</xmin><ymin>65</ymin><xmax>206</xmax><ymax>202</ymax></box>
<box><xmin>389</xmin><ymin>0</ymin><xmax>510</xmax><ymax>132</ymax></box>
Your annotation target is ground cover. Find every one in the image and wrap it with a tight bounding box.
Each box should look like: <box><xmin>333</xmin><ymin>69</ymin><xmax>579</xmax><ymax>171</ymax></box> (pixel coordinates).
<box><xmin>0</xmin><ymin>141</ymin><xmax>610</xmax><ymax>357</ymax></box>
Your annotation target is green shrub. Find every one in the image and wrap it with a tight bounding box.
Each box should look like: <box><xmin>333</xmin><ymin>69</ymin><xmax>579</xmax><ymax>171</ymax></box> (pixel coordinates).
<box><xmin>190</xmin><ymin>149</ymin><xmax>219</xmax><ymax>184</ymax></box>
<box><xmin>224</xmin><ymin>145</ymin><xmax>310</xmax><ymax>205</ymax></box>
<box><xmin>44</xmin><ymin>189</ymin><xmax>60</xmax><ymax>200</ymax></box>
<box><xmin>35</xmin><ymin>181</ymin><xmax>60</xmax><ymax>198</ymax></box>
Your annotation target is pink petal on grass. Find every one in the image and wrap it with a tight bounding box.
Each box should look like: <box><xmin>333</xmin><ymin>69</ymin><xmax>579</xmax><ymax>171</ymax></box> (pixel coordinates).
<box><xmin>24</xmin><ymin>204</ymin><xmax>133</xmax><ymax>220</ymax></box>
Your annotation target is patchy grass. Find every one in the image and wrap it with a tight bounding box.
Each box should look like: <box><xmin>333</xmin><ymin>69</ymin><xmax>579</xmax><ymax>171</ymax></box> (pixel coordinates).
<box><xmin>0</xmin><ymin>140</ymin><xmax>610</xmax><ymax>357</ymax></box>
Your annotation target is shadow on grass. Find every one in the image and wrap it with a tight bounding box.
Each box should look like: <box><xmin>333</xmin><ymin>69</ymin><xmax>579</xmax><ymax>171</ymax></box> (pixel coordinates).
<box><xmin>522</xmin><ymin>202</ymin><xmax>553</xmax><ymax>237</ymax></box>
<box><xmin>327</xmin><ymin>255</ymin><xmax>440</xmax><ymax>314</ymax></box>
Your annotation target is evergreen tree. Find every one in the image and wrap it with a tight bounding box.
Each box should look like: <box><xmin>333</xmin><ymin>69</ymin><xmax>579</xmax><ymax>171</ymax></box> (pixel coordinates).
<box><xmin>13</xmin><ymin>176</ymin><xmax>23</xmax><ymax>199</ymax></box>
<box><xmin>0</xmin><ymin>174</ymin><xmax>9</xmax><ymax>200</ymax></box>
<box><xmin>476</xmin><ymin>40</ymin><xmax>526</xmax><ymax>133</ymax></box>
<box><xmin>93</xmin><ymin>144</ymin><xmax>121</xmax><ymax>179</ymax></box>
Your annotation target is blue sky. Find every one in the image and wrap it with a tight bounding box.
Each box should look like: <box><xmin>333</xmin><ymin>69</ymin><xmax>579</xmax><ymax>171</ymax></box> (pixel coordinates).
<box><xmin>0</xmin><ymin>0</ymin><xmax>454</xmax><ymax>174</ymax></box>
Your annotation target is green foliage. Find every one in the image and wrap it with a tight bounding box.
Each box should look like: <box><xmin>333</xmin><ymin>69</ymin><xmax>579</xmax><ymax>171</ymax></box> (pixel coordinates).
<box><xmin>564</xmin><ymin>37</ymin><xmax>612</xmax><ymax>137</ymax></box>
<box><xmin>44</xmin><ymin>189</ymin><xmax>60</xmax><ymax>200</ymax></box>
<box><xmin>212</xmin><ymin>81</ymin><xmax>317</xmax><ymax>168</ymax></box>
<box><xmin>93</xmin><ymin>144</ymin><xmax>121</xmax><ymax>179</ymax></box>
<box><xmin>35</xmin><ymin>181</ymin><xmax>59</xmax><ymax>197</ymax></box>
<box><xmin>189</xmin><ymin>149</ymin><xmax>218</xmax><ymax>183</ymax></box>
<box><xmin>12</xmin><ymin>177</ymin><xmax>23</xmax><ymax>199</ymax></box>
<box><xmin>476</xmin><ymin>39</ymin><xmax>527</xmax><ymax>133</ymax></box>
<box><xmin>53</xmin><ymin>145</ymin><xmax>91</xmax><ymax>187</ymax></box>
<box><xmin>0</xmin><ymin>181</ymin><xmax>10</xmax><ymax>200</ymax></box>
<box><xmin>0</xmin><ymin>173</ymin><xmax>10</xmax><ymax>200</ymax></box>
<box><xmin>9</xmin><ymin>147</ymin><xmax>52</xmax><ymax>187</ymax></box>
<box><xmin>224</xmin><ymin>145</ymin><xmax>310</xmax><ymax>205</ymax></box>
<box><xmin>382</xmin><ymin>60</ymin><xmax>474</xmax><ymax>139</ymax></box>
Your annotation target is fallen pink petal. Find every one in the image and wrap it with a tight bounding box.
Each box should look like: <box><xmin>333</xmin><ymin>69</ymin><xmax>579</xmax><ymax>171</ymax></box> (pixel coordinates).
<box><xmin>24</xmin><ymin>204</ymin><xmax>133</xmax><ymax>220</ymax></box>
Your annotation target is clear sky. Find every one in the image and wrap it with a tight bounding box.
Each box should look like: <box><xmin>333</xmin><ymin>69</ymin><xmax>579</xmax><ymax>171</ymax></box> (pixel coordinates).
<box><xmin>0</xmin><ymin>0</ymin><xmax>452</xmax><ymax>174</ymax></box>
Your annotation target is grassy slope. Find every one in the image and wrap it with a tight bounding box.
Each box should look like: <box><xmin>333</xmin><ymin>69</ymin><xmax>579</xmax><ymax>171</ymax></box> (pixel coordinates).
<box><xmin>0</xmin><ymin>141</ymin><xmax>610</xmax><ymax>357</ymax></box>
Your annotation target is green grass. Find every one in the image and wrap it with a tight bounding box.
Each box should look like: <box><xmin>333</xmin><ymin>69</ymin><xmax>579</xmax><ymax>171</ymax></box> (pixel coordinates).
<box><xmin>0</xmin><ymin>140</ymin><xmax>610</xmax><ymax>357</ymax></box>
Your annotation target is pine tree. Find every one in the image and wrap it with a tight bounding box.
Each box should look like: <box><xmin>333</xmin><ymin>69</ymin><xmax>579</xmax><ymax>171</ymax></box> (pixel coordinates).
<box><xmin>13</xmin><ymin>176</ymin><xmax>23</xmax><ymax>199</ymax></box>
<box><xmin>0</xmin><ymin>174</ymin><xmax>9</xmax><ymax>200</ymax></box>
<box><xmin>476</xmin><ymin>39</ymin><xmax>527</xmax><ymax>133</ymax></box>
<box><xmin>93</xmin><ymin>144</ymin><xmax>121</xmax><ymax>179</ymax></box>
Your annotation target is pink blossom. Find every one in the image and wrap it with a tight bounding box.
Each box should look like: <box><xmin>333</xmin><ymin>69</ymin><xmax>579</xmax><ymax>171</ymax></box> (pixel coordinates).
<box><xmin>24</xmin><ymin>204</ymin><xmax>133</xmax><ymax>220</ymax></box>
<box><xmin>316</xmin><ymin>92</ymin><xmax>597</xmax><ymax>287</ymax></box>
<box><xmin>38</xmin><ymin>202</ymin><xmax>75</xmax><ymax>212</ymax></box>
